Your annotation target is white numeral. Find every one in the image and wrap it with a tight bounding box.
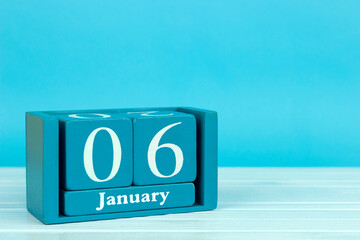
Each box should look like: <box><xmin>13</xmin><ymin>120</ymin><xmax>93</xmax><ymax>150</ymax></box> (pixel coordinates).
<box><xmin>126</xmin><ymin>111</ymin><xmax>174</xmax><ymax>116</ymax></box>
<box><xmin>69</xmin><ymin>113</ymin><xmax>111</xmax><ymax>119</ymax></box>
<box><xmin>83</xmin><ymin>127</ymin><xmax>122</xmax><ymax>182</ymax></box>
<box><xmin>147</xmin><ymin>122</ymin><xmax>183</xmax><ymax>178</ymax></box>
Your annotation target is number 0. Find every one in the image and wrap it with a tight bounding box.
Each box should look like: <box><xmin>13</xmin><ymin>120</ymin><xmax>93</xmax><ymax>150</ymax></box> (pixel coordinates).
<box><xmin>83</xmin><ymin>127</ymin><xmax>122</xmax><ymax>182</ymax></box>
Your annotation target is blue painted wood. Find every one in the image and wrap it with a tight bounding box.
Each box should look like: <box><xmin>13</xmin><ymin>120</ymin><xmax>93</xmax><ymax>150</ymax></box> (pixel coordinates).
<box><xmin>178</xmin><ymin>107</ymin><xmax>218</xmax><ymax>208</ymax></box>
<box><xmin>26</xmin><ymin>112</ymin><xmax>59</xmax><ymax>224</ymax></box>
<box><xmin>26</xmin><ymin>107</ymin><xmax>218</xmax><ymax>224</ymax></box>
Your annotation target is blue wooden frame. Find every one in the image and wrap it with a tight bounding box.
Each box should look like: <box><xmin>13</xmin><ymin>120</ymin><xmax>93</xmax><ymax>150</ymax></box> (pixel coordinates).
<box><xmin>26</xmin><ymin>107</ymin><xmax>218</xmax><ymax>224</ymax></box>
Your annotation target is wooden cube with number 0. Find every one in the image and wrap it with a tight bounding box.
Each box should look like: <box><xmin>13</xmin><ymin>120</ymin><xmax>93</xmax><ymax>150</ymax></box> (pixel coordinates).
<box><xmin>57</xmin><ymin>113</ymin><xmax>133</xmax><ymax>190</ymax></box>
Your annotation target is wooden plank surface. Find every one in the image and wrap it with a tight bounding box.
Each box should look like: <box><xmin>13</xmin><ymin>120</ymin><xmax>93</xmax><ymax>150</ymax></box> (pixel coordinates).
<box><xmin>0</xmin><ymin>167</ymin><xmax>360</xmax><ymax>239</ymax></box>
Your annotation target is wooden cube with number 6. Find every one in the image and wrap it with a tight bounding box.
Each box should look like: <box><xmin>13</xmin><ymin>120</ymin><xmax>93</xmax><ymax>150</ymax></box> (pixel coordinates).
<box><xmin>127</xmin><ymin>111</ymin><xmax>197</xmax><ymax>186</ymax></box>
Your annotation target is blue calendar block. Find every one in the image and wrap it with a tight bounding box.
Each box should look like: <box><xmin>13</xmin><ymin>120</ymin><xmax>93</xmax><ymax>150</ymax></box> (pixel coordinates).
<box><xmin>26</xmin><ymin>107</ymin><xmax>218</xmax><ymax>224</ymax></box>
<box><xmin>127</xmin><ymin>111</ymin><xmax>196</xmax><ymax>186</ymax></box>
<box><xmin>61</xmin><ymin>183</ymin><xmax>195</xmax><ymax>216</ymax></box>
<box><xmin>57</xmin><ymin>113</ymin><xmax>133</xmax><ymax>190</ymax></box>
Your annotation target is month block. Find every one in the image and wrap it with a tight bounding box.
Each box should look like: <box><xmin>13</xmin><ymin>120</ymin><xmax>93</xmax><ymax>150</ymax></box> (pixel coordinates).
<box><xmin>26</xmin><ymin>107</ymin><xmax>218</xmax><ymax>224</ymax></box>
<box><xmin>127</xmin><ymin>111</ymin><xmax>197</xmax><ymax>186</ymax></box>
<box><xmin>61</xmin><ymin>183</ymin><xmax>195</xmax><ymax>216</ymax></box>
<box><xmin>58</xmin><ymin>113</ymin><xmax>133</xmax><ymax>190</ymax></box>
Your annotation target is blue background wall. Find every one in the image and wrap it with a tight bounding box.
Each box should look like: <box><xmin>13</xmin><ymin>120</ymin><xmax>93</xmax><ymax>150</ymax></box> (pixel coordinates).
<box><xmin>1</xmin><ymin>0</ymin><xmax>360</xmax><ymax>166</ymax></box>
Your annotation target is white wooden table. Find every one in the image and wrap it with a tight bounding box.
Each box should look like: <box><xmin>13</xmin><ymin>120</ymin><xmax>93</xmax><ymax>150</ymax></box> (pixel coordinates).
<box><xmin>1</xmin><ymin>167</ymin><xmax>360</xmax><ymax>239</ymax></box>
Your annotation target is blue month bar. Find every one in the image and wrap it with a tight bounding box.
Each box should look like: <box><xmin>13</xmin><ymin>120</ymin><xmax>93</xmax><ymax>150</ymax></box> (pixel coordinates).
<box><xmin>61</xmin><ymin>183</ymin><xmax>195</xmax><ymax>216</ymax></box>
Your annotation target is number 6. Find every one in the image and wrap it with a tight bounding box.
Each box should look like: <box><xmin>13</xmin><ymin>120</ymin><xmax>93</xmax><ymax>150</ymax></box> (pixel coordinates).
<box><xmin>147</xmin><ymin>122</ymin><xmax>184</xmax><ymax>178</ymax></box>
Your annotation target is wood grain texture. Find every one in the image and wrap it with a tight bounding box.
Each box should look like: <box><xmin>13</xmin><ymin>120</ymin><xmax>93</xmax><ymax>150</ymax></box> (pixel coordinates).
<box><xmin>1</xmin><ymin>167</ymin><xmax>360</xmax><ymax>239</ymax></box>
